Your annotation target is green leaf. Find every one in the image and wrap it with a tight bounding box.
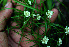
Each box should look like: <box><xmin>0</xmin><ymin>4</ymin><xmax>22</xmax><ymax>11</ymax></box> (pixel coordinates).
<box><xmin>47</xmin><ymin>0</ymin><xmax>52</xmax><ymax>10</ymax></box>
<box><xmin>0</xmin><ymin>0</ymin><xmax>3</xmax><ymax>4</ymax></box>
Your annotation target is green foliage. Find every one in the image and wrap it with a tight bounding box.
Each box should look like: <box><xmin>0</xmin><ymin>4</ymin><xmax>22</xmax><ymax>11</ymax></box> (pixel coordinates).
<box><xmin>1</xmin><ymin>0</ymin><xmax>69</xmax><ymax>47</ymax></box>
<box><xmin>47</xmin><ymin>0</ymin><xmax>52</xmax><ymax>10</ymax></box>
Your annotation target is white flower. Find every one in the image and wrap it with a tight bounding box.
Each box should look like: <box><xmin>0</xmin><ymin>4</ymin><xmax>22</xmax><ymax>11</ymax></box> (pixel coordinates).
<box><xmin>47</xmin><ymin>46</ymin><xmax>50</xmax><ymax>47</ymax></box>
<box><xmin>24</xmin><ymin>11</ymin><xmax>30</xmax><ymax>17</ymax></box>
<box><xmin>65</xmin><ymin>26</ymin><xmax>69</xmax><ymax>35</ymax></box>
<box><xmin>46</xmin><ymin>10</ymin><xmax>53</xmax><ymax>18</ymax></box>
<box><xmin>32</xmin><ymin>14</ymin><xmax>36</xmax><ymax>18</ymax></box>
<box><xmin>41</xmin><ymin>36</ymin><xmax>49</xmax><ymax>44</ymax></box>
<box><xmin>57</xmin><ymin>38</ymin><xmax>62</xmax><ymax>46</ymax></box>
<box><xmin>37</xmin><ymin>14</ymin><xmax>41</xmax><ymax>20</ymax></box>
<box><xmin>28</xmin><ymin>0</ymin><xmax>31</xmax><ymax>5</ymax></box>
<box><xmin>24</xmin><ymin>21</ymin><xmax>26</xmax><ymax>24</ymax></box>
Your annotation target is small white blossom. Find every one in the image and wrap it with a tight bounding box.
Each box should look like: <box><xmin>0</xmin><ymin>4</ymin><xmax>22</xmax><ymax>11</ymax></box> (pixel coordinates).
<box><xmin>65</xmin><ymin>26</ymin><xmax>69</xmax><ymax>35</ymax></box>
<box><xmin>41</xmin><ymin>36</ymin><xmax>49</xmax><ymax>44</ymax></box>
<box><xmin>24</xmin><ymin>11</ymin><xmax>30</xmax><ymax>17</ymax></box>
<box><xmin>24</xmin><ymin>22</ymin><xmax>25</xmax><ymax>23</ymax></box>
<box><xmin>24</xmin><ymin>21</ymin><xmax>26</xmax><ymax>24</ymax></box>
<box><xmin>28</xmin><ymin>0</ymin><xmax>31</xmax><ymax>5</ymax></box>
<box><xmin>47</xmin><ymin>46</ymin><xmax>50</xmax><ymax>47</ymax></box>
<box><xmin>46</xmin><ymin>10</ymin><xmax>53</xmax><ymax>18</ymax></box>
<box><xmin>37</xmin><ymin>14</ymin><xmax>41</xmax><ymax>20</ymax></box>
<box><xmin>32</xmin><ymin>14</ymin><xmax>36</xmax><ymax>18</ymax></box>
<box><xmin>57</xmin><ymin>38</ymin><xmax>62</xmax><ymax>46</ymax></box>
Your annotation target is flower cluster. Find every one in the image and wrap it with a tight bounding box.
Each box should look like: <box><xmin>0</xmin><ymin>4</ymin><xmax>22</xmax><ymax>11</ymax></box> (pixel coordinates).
<box><xmin>41</xmin><ymin>36</ymin><xmax>62</xmax><ymax>46</ymax></box>
<box><xmin>46</xmin><ymin>10</ymin><xmax>54</xmax><ymax>18</ymax></box>
<box><xmin>65</xmin><ymin>26</ymin><xmax>69</xmax><ymax>35</ymax></box>
<box><xmin>57</xmin><ymin>38</ymin><xmax>62</xmax><ymax>46</ymax></box>
<box><xmin>32</xmin><ymin>14</ymin><xmax>41</xmax><ymax>20</ymax></box>
<box><xmin>41</xmin><ymin>36</ymin><xmax>49</xmax><ymax>44</ymax></box>
<box><xmin>24</xmin><ymin>11</ymin><xmax>41</xmax><ymax>20</ymax></box>
<box><xmin>24</xmin><ymin>10</ymin><xmax>54</xmax><ymax>20</ymax></box>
